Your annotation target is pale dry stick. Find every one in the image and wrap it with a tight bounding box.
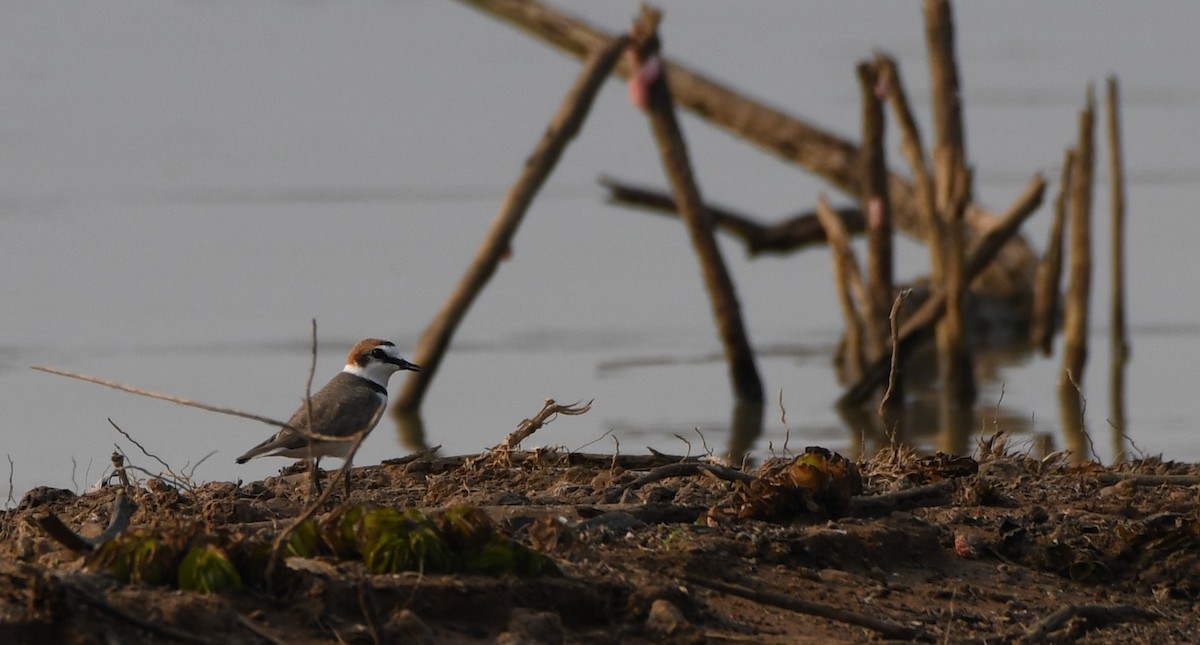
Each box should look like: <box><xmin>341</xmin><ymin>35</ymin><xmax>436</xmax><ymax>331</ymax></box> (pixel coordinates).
<box><xmin>672</xmin><ymin>433</ymin><xmax>693</xmax><ymax>460</ymax></box>
<box><xmin>32</xmin><ymin>366</ymin><xmax>376</xmax><ymax>447</ymax></box>
<box><xmin>32</xmin><ymin>365</ymin><xmax>294</xmax><ymax>430</ymax></box>
<box><xmin>1030</xmin><ymin>149</ymin><xmax>1074</xmax><ymax>355</ymax></box>
<box><xmin>878</xmin><ymin>289</ymin><xmax>912</xmax><ymax>425</ymax></box>
<box><xmin>457</xmin><ymin>0</ymin><xmax>1042</xmax><ymax>303</ymax></box>
<box><xmin>630</xmin><ymin>6</ymin><xmax>763</xmax><ymax>405</ymax></box>
<box><xmin>393</xmin><ymin>35</ymin><xmax>629</xmax><ymax>416</ymax></box>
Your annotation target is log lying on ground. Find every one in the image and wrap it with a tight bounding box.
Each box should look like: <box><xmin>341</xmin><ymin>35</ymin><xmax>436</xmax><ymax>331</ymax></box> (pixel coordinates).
<box><xmin>456</xmin><ymin>0</ymin><xmax>1040</xmax><ymax>306</ymax></box>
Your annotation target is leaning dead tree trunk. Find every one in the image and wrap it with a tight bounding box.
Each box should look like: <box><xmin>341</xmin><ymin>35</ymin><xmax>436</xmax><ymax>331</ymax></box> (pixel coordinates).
<box><xmin>455</xmin><ymin>0</ymin><xmax>1040</xmax><ymax>306</ymax></box>
<box><xmin>627</xmin><ymin>7</ymin><xmax>763</xmax><ymax>406</ymax></box>
<box><xmin>393</xmin><ymin>37</ymin><xmax>628</xmax><ymax>415</ymax></box>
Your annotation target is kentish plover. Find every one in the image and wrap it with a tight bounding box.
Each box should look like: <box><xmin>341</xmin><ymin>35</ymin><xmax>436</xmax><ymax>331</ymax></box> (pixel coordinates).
<box><xmin>236</xmin><ymin>338</ymin><xmax>420</xmax><ymax>486</ymax></box>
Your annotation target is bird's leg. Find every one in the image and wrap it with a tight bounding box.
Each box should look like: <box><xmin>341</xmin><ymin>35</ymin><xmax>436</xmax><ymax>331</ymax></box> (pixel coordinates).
<box><xmin>308</xmin><ymin>457</ymin><xmax>322</xmax><ymax>496</ymax></box>
<box><xmin>341</xmin><ymin>460</ymin><xmax>353</xmax><ymax>498</ymax></box>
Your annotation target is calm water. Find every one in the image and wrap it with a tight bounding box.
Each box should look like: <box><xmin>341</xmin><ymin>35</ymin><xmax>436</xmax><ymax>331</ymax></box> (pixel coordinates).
<box><xmin>3</xmin><ymin>1</ymin><xmax>1198</xmax><ymax>497</ymax></box>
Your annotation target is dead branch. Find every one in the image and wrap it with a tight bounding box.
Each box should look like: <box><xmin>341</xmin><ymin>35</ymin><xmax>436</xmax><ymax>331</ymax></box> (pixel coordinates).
<box><xmin>599</xmin><ymin>175</ymin><xmax>865</xmax><ymax>255</ymax></box>
<box><xmin>503</xmin><ymin>399</ymin><xmax>593</xmax><ymax>450</ymax></box>
<box><xmin>1095</xmin><ymin>473</ymin><xmax>1200</xmax><ymax>487</ymax></box>
<box><xmin>629</xmin><ymin>7</ymin><xmax>762</xmax><ymax>405</ymax></box>
<box><xmin>384</xmin><ymin>449</ymin><xmax>701</xmax><ymax>474</ymax></box>
<box><xmin>848</xmin><ymin>479</ymin><xmax>956</xmax><ymax>517</ymax></box>
<box><xmin>601</xmin><ymin>462</ymin><xmax>754</xmax><ymax>503</ymax></box>
<box><xmin>456</xmin><ymin>0</ymin><xmax>1040</xmax><ymax>301</ymax></box>
<box><xmin>685</xmin><ymin>575</ymin><xmax>931</xmax><ymax>642</ymax></box>
<box><xmin>1016</xmin><ymin>603</ymin><xmax>1159</xmax><ymax>644</ymax></box>
<box><xmin>392</xmin><ymin>33</ymin><xmax>628</xmax><ymax>415</ymax></box>
<box><xmin>839</xmin><ymin>175</ymin><xmax>1046</xmax><ymax>406</ymax></box>
<box><xmin>33</xmin><ymin>493</ymin><xmax>136</xmax><ymax>552</ymax></box>
<box><xmin>31</xmin><ymin>365</ymin><xmax>293</xmax><ymax>430</ymax></box>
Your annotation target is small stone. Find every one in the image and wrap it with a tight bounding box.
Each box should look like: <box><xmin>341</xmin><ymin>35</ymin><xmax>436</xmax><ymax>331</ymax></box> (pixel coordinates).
<box><xmin>499</xmin><ymin>608</ymin><xmax>564</xmax><ymax>645</ymax></box>
<box><xmin>645</xmin><ymin>599</ymin><xmax>687</xmax><ymax>636</ymax></box>
<box><xmin>385</xmin><ymin>608</ymin><xmax>434</xmax><ymax>645</ymax></box>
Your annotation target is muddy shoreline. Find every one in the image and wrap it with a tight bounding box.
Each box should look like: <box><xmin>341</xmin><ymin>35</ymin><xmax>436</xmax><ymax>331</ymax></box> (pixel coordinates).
<box><xmin>2</xmin><ymin>445</ymin><xmax>1198</xmax><ymax>644</ymax></box>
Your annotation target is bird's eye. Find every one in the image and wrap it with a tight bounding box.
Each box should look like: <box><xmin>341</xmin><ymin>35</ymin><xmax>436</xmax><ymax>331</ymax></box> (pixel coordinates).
<box><xmin>370</xmin><ymin>348</ymin><xmax>387</xmax><ymax>359</ymax></box>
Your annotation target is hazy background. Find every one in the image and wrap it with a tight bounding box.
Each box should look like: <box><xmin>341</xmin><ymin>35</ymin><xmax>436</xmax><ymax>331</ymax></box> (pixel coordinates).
<box><xmin>3</xmin><ymin>1</ymin><xmax>1198</xmax><ymax>497</ymax></box>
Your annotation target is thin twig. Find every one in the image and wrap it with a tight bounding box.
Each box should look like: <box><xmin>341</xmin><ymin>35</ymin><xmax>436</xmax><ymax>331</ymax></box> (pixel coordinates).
<box><xmin>686</xmin><ymin>575</ymin><xmax>931</xmax><ymax>642</ymax></box>
<box><xmin>778</xmin><ymin>390</ymin><xmax>792</xmax><ymax>455</ymax></box>
<box><xmin>5</xmin><ymin>454</ymin><xmax>14</xmax><ymax>508</ymax></box>
<box><xmin>31</xmin><ymin>365</ymin><xmax>292</xmax><ymax>430</ymax></box>
<box><xmin>108</xmin><ymin>418</ymin><xmax>191</xmax><ymax>491</ymax></box>
<box><xmin>878</xmin><ymin>289</ymin><xmax>911</xmax><ymax>426</ymax></box>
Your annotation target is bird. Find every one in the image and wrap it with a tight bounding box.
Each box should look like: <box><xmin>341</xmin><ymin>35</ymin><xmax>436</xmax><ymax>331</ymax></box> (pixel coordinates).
<box><xmin>236</xmin><ymin>338</ymin><xmax>420</xmax><ymax>491</ymax></box>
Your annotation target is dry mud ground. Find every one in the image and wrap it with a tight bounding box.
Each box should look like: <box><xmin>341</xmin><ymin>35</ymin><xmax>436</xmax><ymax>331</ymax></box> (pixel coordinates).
<box><xmin>2</xmin><ymin>444</ymin><xmax>1199</xmax><ymax>644</ymax></box>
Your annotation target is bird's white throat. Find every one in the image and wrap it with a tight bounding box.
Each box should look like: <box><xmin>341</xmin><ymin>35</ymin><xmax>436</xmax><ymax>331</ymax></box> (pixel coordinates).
<box><xmin>342</xmin><ymin>362</ymin><xmax>393</xmax><ymax>391</ymax></box>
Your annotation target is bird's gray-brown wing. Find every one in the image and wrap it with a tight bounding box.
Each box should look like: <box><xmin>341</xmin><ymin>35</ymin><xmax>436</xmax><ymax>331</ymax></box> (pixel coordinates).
<box><xmin>235</xmin><ymin>374</ymin><xmax>385</xmax><ymax>462</ymax></box>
